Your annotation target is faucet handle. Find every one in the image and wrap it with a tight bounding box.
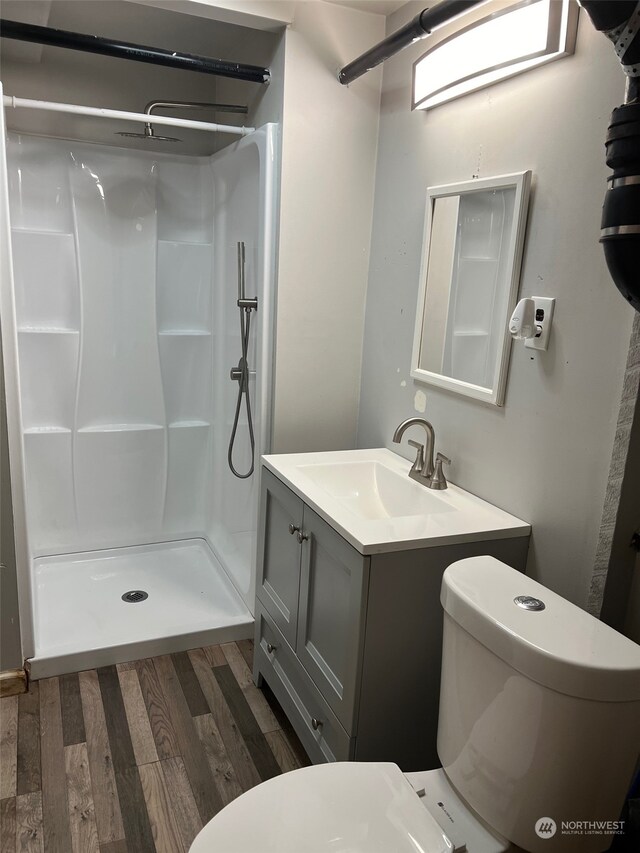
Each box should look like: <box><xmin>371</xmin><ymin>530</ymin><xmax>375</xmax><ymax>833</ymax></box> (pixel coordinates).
<box><xmin>407</xmin><ymin>439</ymin><xmax>425</xmax><ymax>473</ymax></box>
<box><xmin>430</xmin><ymin>452</ymin><xmax>451</xmax><ymax>490</ymax></box>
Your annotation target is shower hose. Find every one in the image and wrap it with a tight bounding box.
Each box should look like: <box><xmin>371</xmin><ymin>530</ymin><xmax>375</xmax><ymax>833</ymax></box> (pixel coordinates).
<box><xmin>227</xmin><ymin>301</ymin><xmax>256</xmax><ymax>480</ymax></box>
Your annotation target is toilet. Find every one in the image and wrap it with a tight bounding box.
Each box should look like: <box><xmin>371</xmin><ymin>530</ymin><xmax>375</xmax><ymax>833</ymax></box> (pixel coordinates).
<box><xmin>190</xmin><ymin>556</ymin><xmax>640</xmax><ymax>853</ymax></box>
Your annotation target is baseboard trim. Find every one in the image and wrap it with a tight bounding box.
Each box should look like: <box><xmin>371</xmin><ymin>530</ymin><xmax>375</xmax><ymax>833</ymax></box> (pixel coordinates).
<box><xmin>0</xmin><ymin>667</ymin><xmax>28</xmax><ymax>697</ymax></box>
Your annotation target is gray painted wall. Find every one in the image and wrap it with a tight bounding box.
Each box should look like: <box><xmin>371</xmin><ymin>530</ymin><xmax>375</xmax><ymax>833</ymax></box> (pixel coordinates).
<box><xmin>270</xmin><ymin>1</ymin><xmax>383</xmax><ymax>453</ymax></box>
<box><xmin>357</xmin><ymin>3</ymin><xmax>636</xmax><ymax>606</ymax></box>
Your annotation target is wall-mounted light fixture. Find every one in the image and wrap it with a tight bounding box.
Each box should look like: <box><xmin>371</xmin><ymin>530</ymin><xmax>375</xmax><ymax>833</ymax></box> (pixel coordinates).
<box><xmin>412</xmin><ymin>0</ymin><xmax>579</xmax><ymax>111</ymax></box>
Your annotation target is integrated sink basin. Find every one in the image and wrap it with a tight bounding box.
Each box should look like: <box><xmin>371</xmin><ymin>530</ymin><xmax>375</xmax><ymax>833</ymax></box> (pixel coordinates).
<box><xmin>262</xmin><ymin>448</ymin><xmax>530</xmax><ymax>555</ymax></box>
<box><xmin>297</xmin><ymin>460</ymin><xmax>455</xmax><ymax>521</ymax></box>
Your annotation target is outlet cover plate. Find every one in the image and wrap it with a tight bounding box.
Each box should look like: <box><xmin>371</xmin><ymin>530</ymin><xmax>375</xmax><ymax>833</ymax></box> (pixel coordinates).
<box><xmin>525</xmin><ymin>297</ymin><xmax>555</xmax><ymax>351</ymax></box>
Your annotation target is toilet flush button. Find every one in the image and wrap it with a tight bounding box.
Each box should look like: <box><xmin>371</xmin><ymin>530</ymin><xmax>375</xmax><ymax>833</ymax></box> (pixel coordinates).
<box><xmin>514</xmin><ymin>595</ymin><xmax>546</xmax><ymax>611</ymax></box>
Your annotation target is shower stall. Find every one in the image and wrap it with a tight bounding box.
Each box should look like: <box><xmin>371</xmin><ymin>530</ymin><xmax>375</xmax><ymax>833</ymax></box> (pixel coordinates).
<box><xmin>0</xmin><ymin>87</ymin><xmax>278</xmax><ymax>678</ymax></box>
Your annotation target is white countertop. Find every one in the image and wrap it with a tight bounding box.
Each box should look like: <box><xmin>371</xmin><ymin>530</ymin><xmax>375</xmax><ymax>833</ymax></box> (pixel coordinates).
<box><xmin>262</xmin><ymin>448</ymin><xmax>530</xmax><ymax>555</ymax></box>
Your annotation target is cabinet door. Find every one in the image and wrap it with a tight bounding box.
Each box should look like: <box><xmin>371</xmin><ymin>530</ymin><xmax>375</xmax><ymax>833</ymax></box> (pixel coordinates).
<box><xmin>256</xmin><ymin>468</ymin><xmax>303</xmax><ymax>649</ymax></box>
<box><xmin>296</xmin><ymin>505</ymin><xmax>369</xmax><ymax>733</ymax></box>
<box><xmin>254</xmin><ymin>603</ymin><xmax>354</xmax><ymax>763</ymax></box>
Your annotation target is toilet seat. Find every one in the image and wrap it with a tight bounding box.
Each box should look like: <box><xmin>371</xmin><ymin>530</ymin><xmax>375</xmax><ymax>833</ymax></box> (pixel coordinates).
<box><xmin>189</xmin><ymin>762</ymin><xmax>453</xmax><ymax>852</ymax></box>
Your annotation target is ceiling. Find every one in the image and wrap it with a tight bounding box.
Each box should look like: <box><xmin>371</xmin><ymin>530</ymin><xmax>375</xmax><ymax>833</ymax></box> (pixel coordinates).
<box><xmin>324</xmin><ymin>0</ymin><xmax>407</xmax><ymax>14</ymax></box>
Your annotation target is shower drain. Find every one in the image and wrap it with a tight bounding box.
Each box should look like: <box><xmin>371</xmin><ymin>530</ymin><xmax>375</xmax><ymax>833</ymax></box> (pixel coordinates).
<box><xmin>121</xmin><ymin>590</ymin><xmax>149</xmax><ymax>603</ymax></box>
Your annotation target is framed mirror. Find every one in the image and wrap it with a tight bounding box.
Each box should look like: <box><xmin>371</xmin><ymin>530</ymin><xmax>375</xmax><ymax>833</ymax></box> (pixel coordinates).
<box><xmin>411</xmin><ymin>171</ymin><xmax>531</xmax><ymax>406</ymax></box>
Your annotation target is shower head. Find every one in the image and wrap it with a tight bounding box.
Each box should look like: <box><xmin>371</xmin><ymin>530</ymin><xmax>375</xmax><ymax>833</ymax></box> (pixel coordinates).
<box><xmin>115</xmin><ymin>123</ymin><xmax>181</xmax><ymax>143</ymax></box>
<box><xmin>116</xmin><ymin>131</ymin><xmax>181</xmax><ymax>141</ymax></box>
<box><xmin>114</xmin><ymin>100</ymin><xmax>247</xmax><ymax>146</ymax></box>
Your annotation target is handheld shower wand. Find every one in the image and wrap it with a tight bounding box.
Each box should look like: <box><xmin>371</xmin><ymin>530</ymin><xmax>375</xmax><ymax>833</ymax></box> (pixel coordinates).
<box><xmin>228</xmin><ymin>242</ymin><xmax>258</xmax><ymax>479</ymax></box>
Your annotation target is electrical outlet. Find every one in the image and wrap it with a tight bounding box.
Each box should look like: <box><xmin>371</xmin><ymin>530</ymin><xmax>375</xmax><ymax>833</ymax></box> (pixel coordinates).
<box><xmin>525</xmin><ymin>297</ymin><xmax>555</xmax><ymax>351</ymax></box>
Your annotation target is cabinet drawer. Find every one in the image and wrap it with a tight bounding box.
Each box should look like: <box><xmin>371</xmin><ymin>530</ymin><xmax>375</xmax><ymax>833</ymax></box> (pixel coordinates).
<box><xmin>254</xmin><ymin>603</ymin><xmax>353</xmax><ymax>764</ymax></box>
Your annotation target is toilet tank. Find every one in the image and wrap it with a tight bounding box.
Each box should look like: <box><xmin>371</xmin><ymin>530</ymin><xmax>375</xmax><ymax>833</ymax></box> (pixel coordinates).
<box><xmin>437</xmin><ymin>556</ymin><xmax>640</xmax><ymax>853</ymax></box>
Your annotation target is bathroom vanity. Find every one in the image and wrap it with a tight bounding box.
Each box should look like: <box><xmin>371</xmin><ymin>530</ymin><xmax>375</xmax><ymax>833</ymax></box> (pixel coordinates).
<box><xmin>253</xmin><ymin>449</ymin><xmax>530</xmax><ymax>770</ymax></box>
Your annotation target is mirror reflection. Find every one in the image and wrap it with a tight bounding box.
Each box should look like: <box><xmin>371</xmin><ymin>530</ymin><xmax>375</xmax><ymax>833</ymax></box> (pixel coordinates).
<box><xmin>412</xmin><ymin>172</ymin><xmax>531</xmax><ymax>406</ymax></box>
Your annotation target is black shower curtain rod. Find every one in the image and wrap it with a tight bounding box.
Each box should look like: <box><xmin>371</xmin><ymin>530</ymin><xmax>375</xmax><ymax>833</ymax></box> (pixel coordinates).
<box><xmin>0</xmin><ymin>19</ymin><xmax>270</xmax><ymax>85</ymax></box>
<box><xmin>339</xmin><ymin>0</ymin><xmax>485</xmax><ymax>85</ymax></box>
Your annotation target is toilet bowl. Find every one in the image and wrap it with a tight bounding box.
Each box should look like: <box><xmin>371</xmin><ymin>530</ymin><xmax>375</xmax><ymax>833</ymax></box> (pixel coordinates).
<box><xmin>190</xmin><ymin>556</ymin><xmax>640</xmax><ymax>853</ymax></box>
<box><xmin>189</xmin><ymin>762</ymin><xmax>508</xmax><ymax>853</ymax></box>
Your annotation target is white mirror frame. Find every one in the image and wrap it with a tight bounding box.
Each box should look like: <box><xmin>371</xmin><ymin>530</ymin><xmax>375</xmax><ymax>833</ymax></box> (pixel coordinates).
<box><xmin>411</xmin><ymin>170</ymin><xmax>531</xmax><ymax>406</ymax></box>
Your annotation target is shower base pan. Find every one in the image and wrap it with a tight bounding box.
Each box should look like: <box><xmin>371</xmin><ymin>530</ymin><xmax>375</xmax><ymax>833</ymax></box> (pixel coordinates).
<box><xmin>29</xmin><ymin>539</ymin><xmax>253</xmax><ymax>679</ymax></box>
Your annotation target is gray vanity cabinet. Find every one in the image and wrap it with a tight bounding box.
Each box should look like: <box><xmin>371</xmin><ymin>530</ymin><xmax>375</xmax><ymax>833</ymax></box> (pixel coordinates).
<box><xmin>254</xmin><ymin>466</ymin><xmax>530</xmax><ymax>770</ymax></box>
<box><xmin>257</xmin><ymin>469</ymin><xmax>369</xmax><ymax>735</ymax></box>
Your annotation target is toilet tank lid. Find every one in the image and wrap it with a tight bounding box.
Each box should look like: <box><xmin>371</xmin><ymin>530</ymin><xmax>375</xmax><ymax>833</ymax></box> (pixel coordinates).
<box><xmin>441</xmin><ymin>556</ymin><xmax>640</xmax><ymax>702</ymax></box>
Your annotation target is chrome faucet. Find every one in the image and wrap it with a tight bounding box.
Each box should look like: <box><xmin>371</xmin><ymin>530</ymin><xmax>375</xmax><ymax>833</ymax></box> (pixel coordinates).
<box><xmin>392</xmin><ymin>417</ymin><xmax>451</xmax><ymax>490</ymax></box>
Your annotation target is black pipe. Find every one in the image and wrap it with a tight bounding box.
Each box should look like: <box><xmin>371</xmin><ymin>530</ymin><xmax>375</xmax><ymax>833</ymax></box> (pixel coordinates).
<box><xmin>581</xmin><ymin>2</ymin><xmax>640</xmax><ymax>68</ymax></box>
<box><xmin>0</xmin><ymin>19</ymin><xmax>270</xmax><ymax>84</ymax></box>
<box><xmin>581</xmin><ymin>1</ymin><xmax>640</xmax><ymax>311</ymax></box>
<box><xmin>339</xmin><ymin>0</ymin><xmax>485</xmax><ymax>85</ymax></box>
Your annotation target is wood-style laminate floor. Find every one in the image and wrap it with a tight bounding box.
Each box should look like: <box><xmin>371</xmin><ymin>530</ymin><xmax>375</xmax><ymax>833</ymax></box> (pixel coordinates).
<box><xmin>0</xmin><ymin>640</ymin><xmax>310</xmax><ymax>853</ymax></box>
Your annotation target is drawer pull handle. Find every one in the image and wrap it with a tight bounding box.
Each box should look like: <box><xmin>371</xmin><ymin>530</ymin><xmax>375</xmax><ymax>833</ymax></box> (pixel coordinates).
<box><xmin>296</xmin><ymin>530</ymin><xmax>309</xmax><ymax>544</ymax></box>
<box><xmin>266</xmin><ymin>642</ymin><xmax>277</xmax><ymax>654</ymax></box>
<box><xmin>288</xmin><ymin>523</ymin><xmax>300</xmax><ymax>535</ymax></box>
<box><xmin>311</xmin><ymin>717</ymin><xmax>323</xmax><ymax>731</ymax></box>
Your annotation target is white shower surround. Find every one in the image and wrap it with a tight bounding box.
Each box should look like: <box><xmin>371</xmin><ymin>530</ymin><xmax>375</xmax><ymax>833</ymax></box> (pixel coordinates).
<box><xmin>0</xmin><ymin>92</ymin><xmax>277</xmax><ymax>675</ymax></box>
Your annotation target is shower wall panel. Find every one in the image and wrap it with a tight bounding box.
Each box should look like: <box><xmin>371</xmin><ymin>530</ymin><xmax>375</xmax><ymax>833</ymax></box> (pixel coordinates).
<box><xmin>207</xmin><ymin>140</ymin><xmax>263</xmax><ymax>606</ymax></box>
<box><xmin>7</xmin><ymin>134</ymin><xmax>215</xmax><ymax>555</ymax></box>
